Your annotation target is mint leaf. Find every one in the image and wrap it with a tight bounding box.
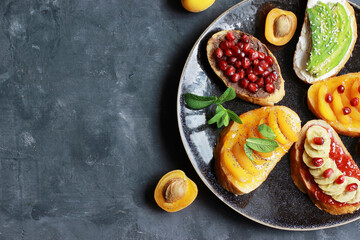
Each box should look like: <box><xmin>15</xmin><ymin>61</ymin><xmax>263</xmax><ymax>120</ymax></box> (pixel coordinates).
<box><xmin>244</xmin><ymin>143</ymin><xmax>254</xmax><ymax>161</ymax></box>
<box><xmin>222</xmin><ymin>112</ymin><xmax>230</xmax><ymax>127</ymax></box>
<box><xmin>208</xmin><ymin>110</ymin><xmax>226</xmax><ymax>125</ymax></box>
<box><xmin>216</xmin><ymin>87</ymin><xmax>236</xmax><ymax>104</ymax></box>
<box><xmin>227</xmin><ymin>109</ymin><xmax>242</xmax><ymax>124</ymax></box>
<box><xmin>246</xmin><ymin>138</ymin><xmax>279</xmax><ymax>153</ymax></box>
<box><xmin>258</xmin><ymin>124</ymin><xmax>276</xmax><ymax>140</ymax></box>
<box><xmin>184</xmin><ymin>93</ymin><xmax>217</xmax><ymax>109</ymax></box>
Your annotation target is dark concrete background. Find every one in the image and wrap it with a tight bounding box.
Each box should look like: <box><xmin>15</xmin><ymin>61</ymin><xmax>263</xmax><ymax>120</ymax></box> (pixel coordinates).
<box><xmin>0</xmin><ymin>0</ymin><xmax>359</xmax><ymax>239</ymax></box>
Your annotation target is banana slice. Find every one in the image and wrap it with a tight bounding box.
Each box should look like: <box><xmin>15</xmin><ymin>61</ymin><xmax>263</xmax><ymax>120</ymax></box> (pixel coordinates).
<box><xmin>332</xmin><ymin>177</ymin><xmax>359</xmax><ymax>203</ymax></box>
<box><xmin>304</xmin><ymin>139</ymin><xmax>329</xmax><ymax>158</ymax></box>
<box><xmin>309</xmin><ymin>158</ymin><xmax>333</xmax><ymax>177</ymax></box>
<box><xmin>306</xmin><ymin>126</ymin><xmax>331</xmax><ymax>151</ymax></box>
<box><xmin>319</xmin><ymin>174</ymin><xmax>347</xmax><ymax>196</ymax></box>
<box><xmin>303</xmin><ymin>151</ymin><xmax>324</xmax><ymax>169</ymax></box>
<box><xmin>348</xmin><ymin>185</ymin><xmax>360</xmax><ymax>204</ymax></box>
<box><xmin>313</xmin><ymin>162</ymin><xmax>341</xmax><ymax>185</ymax></box>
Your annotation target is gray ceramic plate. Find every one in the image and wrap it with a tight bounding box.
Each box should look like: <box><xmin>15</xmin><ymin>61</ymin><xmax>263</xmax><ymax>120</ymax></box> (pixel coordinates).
<box><xmin>177</xmin><ymin>0</ymin><xmax>360</xmax><ymax>231</ymax></box>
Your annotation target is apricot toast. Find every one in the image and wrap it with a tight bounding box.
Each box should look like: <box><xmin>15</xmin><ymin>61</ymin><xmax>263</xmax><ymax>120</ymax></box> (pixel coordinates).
<box><xmin>214</xmin><ymin>106</ymin><xmax>301</xmax><ymax>195</ymax></box>
<box><xmin>207</xmin><ymin>30</ymin><xmax>285</xmax><ymax>106</ymax></box>
<box><xmin>307</xmin><ymin>72</ymin><xmax>360</xmax><ymax>137</ymax></box>
<box><xmin>291</xmin><ymin>120</ymin><xmax>360</xmax><ymax>215</ymax></box>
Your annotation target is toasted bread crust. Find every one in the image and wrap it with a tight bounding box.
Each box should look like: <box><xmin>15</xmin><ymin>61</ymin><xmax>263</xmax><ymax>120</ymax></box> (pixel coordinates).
<box><xmin>290</xmin><ymin>120</ymin><xmax>360</xmax><ymax>215</ymax></box>
<box><xmin>293</xmin><ymin>0</ymin><xmax>357</xmax><ymax>84</ymax></box>
<box><xmin>207</xmin><ymin>30</ymin><xmax>285</xmax><ymax>106</ymax></box>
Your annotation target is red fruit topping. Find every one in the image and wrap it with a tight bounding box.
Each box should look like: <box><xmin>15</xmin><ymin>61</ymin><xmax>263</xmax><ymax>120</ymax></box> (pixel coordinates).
<box><xmin>325</xmin><ymin>93</ymin><xmax>333</xmax><ymax>103</ymax></box>
<box><xmin>262</xmin><ymin>70</ymin><xmax>270</xmax><ymax>77</ymax></box>
<box><xmin>225</xmin><ymin>49</ymin><xmax>233</xmax><ymax>57</ymax></box>
<box><xmin>248</xmin><ymin>73</ymin><xmax>257</xmax><ymax>82</ymax></box>
<box><xmin>335</xmin><ymin>175</ymin><xmax>345</xmax><ymax>184</ymax></box>
<box><xmin>226</xmin><ymin>31</ymin><xmax>236</xmax><ymax>41</ymax></box>
<box><xmin>264</xmin><ymin>75</ymin><xmax>273</xmax><ymax>84</ymax></box>
<box><xmin>247</xmin><ymin>83</ymin><xmax>258</xmax><ymax>93</ymax></box>
<box><xmin>243</xmin><ymin>43</ymin><xmax>251</xmax><ymax>53</ymax></box>
<box><xmin>358</xmin><ymin>85</ymin><xmax>360</xmax><ymax>93</ymax></box>
<box><xmin>231</xmin><ymin>73</ymin><xmax>240</xmax><ymax>83</ymax></box>
<box><xmin>265</xmin><ymin>56</ymin><xmax>274</xmax><ymax>66</ymax></box>
<box><xmin>227</xmin><ymin>57</ymin><xmax>237</xmax><ymax>65</ymax></box>
<box><xmin>323</xmin><ymin>168</ymin><xmax>334</xmax><ymax>178</ymax></box>
<box><xmin>240</xmin><ymin>78</ymin><xmax>249</xmax><ymax>88</ymax></box>
<box><xmin>350</xmin><ymin>97</ymin><xmax>359</xmax><ymax>106</ymax></box>
<box><xmin>265</xmin><ymin>83</ymin><xmax>275</xmax><ymax>93</ymax></box>
<box><xmin>214</xmin><ymin>48</ymin><xmax>223</xmax><ymax>58</ymax></box>
<box><xmin>220</xmin><ymin>41</ymin><xmax>229</xmax><ymax>50</ymax></box>
<box><xmin>259</xmin><ymin>60</ymin><xmax>269</xmax><ymax>70</ymax></box>
<box><xmin>234</xmin><ymin>60</ymin><xmax>242</xmax><ymax>69</ymax></box>
<box><xmin>225</xmin><ymin>66</ymin><xmax>235</xmax><ymax>76</ymax></box>
<box><xmin>246</xmin><ymin>67</ymin><xmax>253</xmax><ymax>75</ymax></box>
<box><xmin>337</xmin><ymin>85</ymin><xmax>345</xmax><ymax>93</ymax></box>
<box><xmin>253</xmin><ymin>65</ymin><xmax>264</xmax><ymax>75</ymax></box>
<box><xmin>231</xmin><ymin>46</ymin><xmax>241</xmax><ymax>56</ymax></box>
<box><xmin>241</xmin><ymin>34</ymin><xmax>250</xmax><ymax>43</ymax></box>
<box><xmin>256</xmin><ymin>77</ymin><xmax>264</xmax><ymax>88</ymax></box>
<box><xmin>238</xmin><ymin>51</ymin><xmax>246</xmax><ymax>59</ymax></box>
<box><xmin>218</xmin><ymin>60</ymin><xmax>228</xmax><ymax>70</ymax></box>
<box><xmin>253</xmin><ymin>59</ymin><xmax>260</xmax><ymax>66</ymax></box>
<box><xmin>312</xmin><ymin>158</ymin><xmax>324</xmax><ymax>167</ymax></box>
<box><xmin>343</xmin><ymin>107</ymin><xmax>351</xmax><ymax>115</ymax></box>
<box><xmin>258</xmin><ymin>52</ymin><xmax>265</xmax><ymax>60</ymax></box>
<box><xmin>238</xmin><ymin>42</ymin><xmax>244</xmax><ymax>50</ymax></box>
<box><xmin>313</xmin><ymin>137</ymin><xmax>324</xmax><ymax>145</ymax></box>
<box><xmin>270</xmin><ymin>72</ymin><xmax>278</xmax><ymax>81</ymax></box>
<box><xmin>242</xmin><ymin>57</ymin><xmax>251</xmax><ymax>68</ymax></box>
<box><xmin>248</xmin><ymin>49</ymin><xmax>259</xmax><ymax>61</ymax></box>
<box><xmin>346</xmin><ymin>183</ymin><xmax>358</xmax><ymax>192</ymax></box>
<box><xmin>238</xmin><ymin>68</ymin><xmax>246</xmax><ymax>79</ymax></box>
<box><xmin>227</xmin><ymin>41</ymin><xmax>235</xmax><ymax>48</ymax></box>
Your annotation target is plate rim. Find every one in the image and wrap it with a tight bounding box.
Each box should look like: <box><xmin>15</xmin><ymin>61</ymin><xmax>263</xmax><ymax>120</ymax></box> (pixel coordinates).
<box><xmin>176</xmin><ymin>0</ymin><xmax>360</xmax><ymax>231</ymax></box>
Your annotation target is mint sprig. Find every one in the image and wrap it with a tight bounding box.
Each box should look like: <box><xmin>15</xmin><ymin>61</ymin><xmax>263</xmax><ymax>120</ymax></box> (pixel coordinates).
<box><xmin>184</xmin><ymin>87</ymin><xmax>242</xmax><ymax>128</ymax></box>
<box><xmin>244</xmin><ymin>124</ymin><xmax>279</xmax><ymax>161</ymax></box>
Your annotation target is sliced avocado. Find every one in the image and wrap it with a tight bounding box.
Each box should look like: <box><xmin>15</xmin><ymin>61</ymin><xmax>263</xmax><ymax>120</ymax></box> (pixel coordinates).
<box><xmin>306</xmin><ymin>2</ymin><xmax>352</xmax><ymax>77</ymax></box>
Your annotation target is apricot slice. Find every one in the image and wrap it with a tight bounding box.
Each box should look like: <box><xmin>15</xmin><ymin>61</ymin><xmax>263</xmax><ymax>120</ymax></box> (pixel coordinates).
<box><xmin>331</xmin><ymin>90</ymin><xmax>351</xmax><ymax>124</ymax></box>
<box><xmin>318</xmin><ymin>85</ymin><xmax>337</xmax><ymax>122</ymax></box>
<box><xmin>340</xmin><ymin>94</ymin><xmax>360</xmax><ymax>121</ymax></box>
<box><xmin>277</xmin><ymin>108</ymin><xmax>300</xmax><ymax>141</ymax></box>
<box><xmin>268</xmin><ymin>109</ymin><xmax>289</xmax><ymax>145</ymax></box>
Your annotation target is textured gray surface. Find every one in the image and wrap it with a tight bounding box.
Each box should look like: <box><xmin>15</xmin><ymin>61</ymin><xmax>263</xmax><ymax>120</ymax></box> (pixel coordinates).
<box><xmin>0</xmin><ymin>0</ymin><xmax>359</xmax><ymax>239</ymax></box>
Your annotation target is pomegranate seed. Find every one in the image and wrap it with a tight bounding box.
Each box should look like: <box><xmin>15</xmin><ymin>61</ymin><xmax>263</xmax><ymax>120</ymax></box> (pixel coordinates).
<box><xmin>323</xmin><ymin>168</ymin><xmax>334</xmax><ymax>178</ymax></box>
<box><xmin>238</xmin><ymin>68</ymin><xmax>246</xmax><ymax>79</ymax></box>
<box><xmin>337</xmin><ymin>85</ymin><xmax>345</xmax><ymax>93</ymax></box>
<box><xmin>225</xmin><ymin>66</ymin><xmax>235</xmax><ymax>76</ymax></box>
<box><xmin>258</xmin><ymin>52</ymin><xmax>265</xmax><ymax>60</ymax></box>
<box><xmin>225</xmin><ymin>49</ymin><xmax>233</xmax><ymax>57</ymax></box>
<box><xmin>265</xmin><ymin>75</ymin><xmax>273</xmax><ymax>84</ymax></box>
<box><xmin>270</xmin><ymin>72</ymin><xmax>278</xmax><ymax>81</ymax></box>
<box><xmin>220</xmin><ymin>41</ymin><xmax>229</xmax><ymax>50</ymax></box>
<box><xmin>214</xmin><ymin>48</ymin><xmax>223</xmax><ymax>58</ymax></box>
<box><xmin>227</xmin><ymin>41</ymin><xmax>235</xmax><ymax>48</ymax></box>
<box><xmin>262</xmin><ymin>70</ymin><xmax>270</xmax><ymax>77</ymax></box>
<box><xmin>246</xmin><ymin>67</ymin><xmax>253</xmax><ymax>75</ymax></box>
<box><xmin>265</xmin><ymin>56</ymin><xmax>274</xmax><ymax>66</ymax></box>
<box><xmin>248</xmin><ymin>73</ymin><xmax>257</xmax><ymax>82</ymax></box>
<box><xmin>350</xmin><ymin>97</ymin><xmax>359</xmax><ymax>106</ymax></box>
<box><xmin>312</xmin><ymin>158</ymin><xmax>324</xmax><ymax>167</ymax></box>
<box><xmin>335</xmin><ymin>175</ymin><xmax>345</xmax><ymax>184</ymax></box>
<box><xmin>346</xmin><ymin>183</ymin><xmax>358</xmax><ymax>192</ymax></box>
<box><xmin>253</xmin><ymin>59</ymin><xmax>260</xmax><ymax>66</ymax></box>
<box><xmin>253</xmin><ymin>65</ymin><xmax>265</xmax><ymax>75</ymax></box>
<box><xmin>243</xmin><ymin>43</ymin><xmax>251</xmax><ymax>53</ymax></box>
<box><xmin>247</xmin><ymin>83</ymin><xmax>258</xmax><ymax>93</ymax></box>
<box><xmin>265</xmin><ymin>83</ymin><xmax>275</xmax><ymax>93</ymax></box>
<box><xmin>227</xmin><ymin>57</ymin><xmax>237</xmax><ymax>65</ymax></box>
<box><xmin>256</xmin><ymin>77</ymin><xmax>264</xmax><ymax>88</ymax></box>
<box><xmin>241</xmin><ymin>34</ymin><xmax>250</xmax><ymax>43</ymax></box>
<box><xmin>260</xmin><ymin>60</ymin><xmax>269</xmax><ymax>69</ymax></box>
<box><xmin>238</xmin><ymin>42</ymin><xmax>244</xmax><ymax>50</ymax></box>
<box><xmin>358</xmin><ymin>85</ymin><xmax>360</xmax><ymax>93</ymax></box>
<box><xmin>242</xmin><ymin>57</ymin><xmax>251</xmax><ymax>68</ymax></box>
<box><xmin>343</xmin><ymin>107</ymin><xmax>351</xmax><ymax>115</ymax></box>
<box><xmin>226</xmin><ymin>31</ymin><xmax>236</xmax><ymax>41</ymax></box>
<box><xmin>231</xmin><ymin>46</ymin><xmax>241</xmax><ymax>56</ymax></box>
<box><xmin>325</xmin><ymin>93</ymin><xmax>333</xmax><ymax>103</ymax></box>
<box><xmin>313</xmin><ymin>137</ymin><xmax>324</xmax><ymax>145</ymax></box>
<box><xmin>248</xmin><ymin>49</ymin><xmax>259</xmax><ymax>61</ymax></box>
<box><xmin>238</xmin><ymin>51</ymin><xmax>245</xmax><ymax>59</ymax></box>
<box><xmin>231</xmin><ymin>73</ymin><xmax>240</xmax><ymax>83</ymax></box>
<box><xmin>234</xmin><ymin>60</ymin><xmax>242</xmax><ymax>69</ymax></box>
<box><xmin>240</xmin><ymin>78</ymin><xmax>249</xmax><ymax>88</ymax></box>
<box><xmin>218</xmin><ymin>60</ymin><xmax>228</xmax><ymax>70</ymax></box>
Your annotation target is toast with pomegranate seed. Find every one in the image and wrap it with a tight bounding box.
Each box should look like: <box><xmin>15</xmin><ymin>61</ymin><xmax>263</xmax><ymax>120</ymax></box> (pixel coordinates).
<box><xmin>290</xmin><ymin>120</ymin><xmax>360</xmax><ymax>215</ymax></box>
<box><xmin>207</xmin><ymin>30</ymin><xmax>285</xmax><ymax>106</ymax></box>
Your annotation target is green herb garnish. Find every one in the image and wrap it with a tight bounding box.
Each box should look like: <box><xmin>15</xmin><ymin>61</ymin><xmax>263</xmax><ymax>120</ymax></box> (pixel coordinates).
<box><xmin>184</xmin><ymin>87</ymin><xmax>242</xmax><ymax>128</ymax></box>
<box><xmin>244</xmin><ymin>124</ymin><xmax>279</xmax><ymax>161</ymax></box>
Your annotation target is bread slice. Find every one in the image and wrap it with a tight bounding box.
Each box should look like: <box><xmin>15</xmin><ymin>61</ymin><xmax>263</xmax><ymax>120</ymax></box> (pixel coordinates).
<box><xmin>207</xmin><ymin>30</ymin><xmax>285</xmax><ymax>106</ymax></box>
<box><xmin>290</xmin><ymin>120</ymin><xmax>360</xmax><ymax>215</ymax></box>
<box><xmin>293</xmin><ymin>0</ymin><xmax>357</xmax><ymax>84</ymax></box>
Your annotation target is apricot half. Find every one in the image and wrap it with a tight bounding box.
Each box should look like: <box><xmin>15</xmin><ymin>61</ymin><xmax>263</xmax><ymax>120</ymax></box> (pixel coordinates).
<box><xmin>181</xmin><ymin>0</ymin><xmax>215</xmax><ymax>13</ymax></box>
